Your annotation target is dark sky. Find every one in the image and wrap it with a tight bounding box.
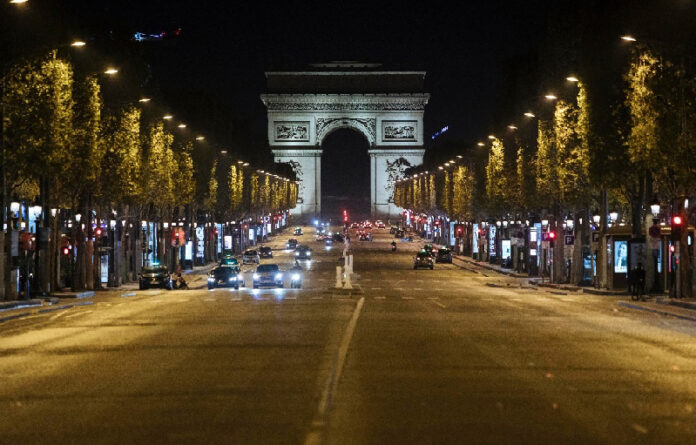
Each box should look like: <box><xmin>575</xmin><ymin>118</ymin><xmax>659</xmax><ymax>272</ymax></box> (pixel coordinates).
<box><xmin>4</xmin><ymin>0</ymin><xmax>549</xmax><ymax>157</ymax></box>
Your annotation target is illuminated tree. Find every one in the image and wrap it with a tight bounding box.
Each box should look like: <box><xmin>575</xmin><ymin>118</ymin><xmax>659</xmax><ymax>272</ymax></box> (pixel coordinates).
<box><xmin>485</xmin><ymin>137</ymin><xmax>508</xmax><ymax>214</ymax></box>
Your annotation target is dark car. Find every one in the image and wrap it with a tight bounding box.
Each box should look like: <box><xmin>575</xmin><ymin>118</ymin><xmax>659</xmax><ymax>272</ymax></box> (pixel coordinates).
<box><xmin>253</xmin><ymin>264</ymin><xmax>284</xmax><ymax>288</ymax></box>
<box><xmin>435</xmin><ymin>248</ymin><xmax>453</xmax><ymax>263</ymax></box>
<box><xmin>423</xmin><ymin>244</ymin><xmax>434</xmax><ymax>256</ymax></box>
<box><xmin>293</xmin><ymin>227</ymin><xmax>303</xmax><ymax>236</ymax></box>
<box><xmin>259</xmin><ymin>246</ymin><xmax>273</xmax><ymax>258</ymax></box>
<box><xmin>295</xmin><ymin>245</ymin><xmax>313</xmax><ymax>260</ymax></box>
<box><xmin>413</xmin><ymin>251</ymin><xmax>434</xmax><ymax>270</ymax></box>
<box><xmin>242</xmin><ymin>249</ymin><xmax>260</xmax><ymax>264</ymax></box>
<box><xmin>139</xmin><ymin>265</ymin><xmax>172</xmax><ymax>290</ymax></box>
<box><xmin>207</xmin><ymin>266</ymin><xmax>244</xmax><ymax>289</ymax></box>
<box><xmin>395</xmin><ymin>229</ymin><xmax>404</xmax><ymax>238</ymax></box>
<box><xmin>286</xmin><ymin>239</ymin><xmax>299</xmax><ymax>249</ymax></box>
<box><xmin>332</xmin><ymin>233</ymin><xmax>344</xmax><ymax>243</ymax></box>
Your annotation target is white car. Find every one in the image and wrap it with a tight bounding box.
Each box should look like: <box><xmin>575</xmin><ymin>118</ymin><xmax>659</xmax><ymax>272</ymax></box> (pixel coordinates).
<box><xmin>242</xmin><ymin>249</ymin><xmax>260</xmax><ymax>264</ymax></box>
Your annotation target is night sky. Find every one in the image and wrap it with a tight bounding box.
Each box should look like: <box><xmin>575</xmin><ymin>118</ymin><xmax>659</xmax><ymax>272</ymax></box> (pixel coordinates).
<box><xmin>3</xmin><ymin>0</ymin><xmax>692</xmax><ymax>214</ymax></box>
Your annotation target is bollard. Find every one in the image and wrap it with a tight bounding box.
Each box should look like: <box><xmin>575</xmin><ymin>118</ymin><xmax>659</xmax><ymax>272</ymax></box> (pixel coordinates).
<box><xmin>335</xmin><ymin>266</ymin><xmax>343</xmax><ymax>288</ymax></box>
<box><xmin>343</xmin><ymin>265</ymin><xmax>353</xmax><ymax>289</ymax></box>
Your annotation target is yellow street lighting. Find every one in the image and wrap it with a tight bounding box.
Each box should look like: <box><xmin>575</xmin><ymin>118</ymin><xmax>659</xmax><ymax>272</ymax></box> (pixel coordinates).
<box><xmin>104</xmin><ymin>68</ymin><xmax>118</xmax><ymax>75</ymax></box>
<box><xmin>178</xmin><ymin>123</ymin><xmax>187</xmax><ymax>128</ymax></box>
<box><xmin>545</xmin><ymin>94</ymin><xmax>557</xmax><ymax>100</ymax></box>
<box><xmin>163</xmin><ymin>115</ymin><xmax>173</xmax><ymax>120</ymax></box>
<box><xmin>621</xmin><ymin>35</ymin><xmax>636</xmax><ymax>42</ymax></box>
<box><xmin>444</xmin><ymin>162</ymin><xmax>450</xmax><ymax>167</ymax></box>
<box><xmin>237</xmin><ymin>160</ymin><xmax>244</xmax><ymax>164</ymax></box>
<box><xmin>508</xmin><ymin>125</ymin><xmax>517</xmax><ymax>130</ymax></box>
<box><xmin>488</xmin><ymin>135</ymin><xmax>496</xmax><ymax>140</ymax></box>
<box><xmin>220</xmin><ymin>150</ymin><xmax>228</xmax><ymax>154</ymax></box>
<box><xmin>456</xmin><ymin>155</ymin><xmax>462</xmax><ymax>159</ymax></box>
<box><xmin>243</xmin><ymin>163</ymin><xmax>249</xmax><ymax>167</ymax></box>
<box><xmin>566</xmin><ymin>76</ymin><xmax>579</xmax><ymax>82</ymax></box>
<box><xmin>524</xmin><ymin>112</ymin><xmax>535</xmax><ymax>118</ymax></box>
<box><xmin>196</xmin><ymin>136</ymin><xmax>205</xmax><ymax>141</ymax></box>
<box><xmin>71</xmin><ymin>40</ymin><xmax>86</xmax><ymax>47</ymax></box>
<box><xmin>10</xmin><ymin>0</ymin><xmax>28</xmax><ymax>4</ymax></box>
<box><xmin>438</xmin><ymin>166</ymin><xmax>444</xmax><ymax>170</ymax></box>
<box><xmin>477</xmin><ymin>142</ymin><xmax>485</xmax><ymax>147</ymax></box>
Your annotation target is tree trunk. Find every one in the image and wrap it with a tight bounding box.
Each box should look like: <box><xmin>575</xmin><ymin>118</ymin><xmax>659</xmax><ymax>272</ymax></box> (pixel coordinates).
<box><xmin>571</xmin><ymin>212</ymin><xmax>584</xmax><ymax>285</ymax></box>
<box><xmin>599</xmin><ymin>190</ymin><xmax>609</xmax><ymax>289</ymax></box>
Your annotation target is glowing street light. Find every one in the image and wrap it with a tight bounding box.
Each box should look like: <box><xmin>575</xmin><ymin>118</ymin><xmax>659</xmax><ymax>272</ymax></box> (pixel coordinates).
<box><xmin>178</xmin><ymin>123</ymin><xmax>187</xmax><ymax>128</ymax></box>
<box><xmin>237</xmin><ymin>160</ymin><xmax>244</xmax><ymax>164</ymax></box>
<box><xmin>545</xmin><ymin>94</ymin><xmax>557</xmax><ymax>100</ymax></box>
<box><xmin>104</xmin><ymin>68</ymin><xmax>118</xmax><ymax>75</ymax></box>
<box><xmin>566</xmin><ymin>76</ymin><xmax>579</xmax><ymax>82</ymax></box>
<box><xmin>524</xmin><ymin>112</ymin><xmax>536</xmax><ymax>118</ymax></box>
<box><xmin>138</xmin><ymin>97</ymin><xmax>151</xmax><ymax>103</ymax></box>
<box><xmin>10</xmin><ymin>0</ymin><xmax>28</xmax><ymax>4</ymax></box>
<box><xmin>220</xmin><ymin>150</ymin><xmax>228</xmax><ymax>154</ymax></box>
<box><xmin>621</xmin><ymin>35</ymin><xmax>637</xmax><ymax>42</ymax></box>
<box><xmin>243</xmin><ymin>163</ymin><xmax>249</xmax><ymax>167</ymax></box>
<box><xmin>71</xmin><ymin>40</ymin><xmax>86</xmax><ymax>47</ymax></box>
<box><xmin>163</xmin><ymin>115</ymin><xmax>173</xmax><ymax>120</ymax></box>
<box><xmin>196</xmin><ymin>136</ymin><xmax>205</xmax><ymax>141</ymax></box>
<box><xmin>507</xmin><ymin>125</ymin><xmax>517</xmax><ymax>130</ymax></box>
<box><xmin>488</xmin><ymin>135</ymin><xmax>496</xmax><ymax>140</ymax></box>
<box><xmin>477</xmin><ymin>142</ymin><xmax>485</xmax><ymax>147</ymax></box>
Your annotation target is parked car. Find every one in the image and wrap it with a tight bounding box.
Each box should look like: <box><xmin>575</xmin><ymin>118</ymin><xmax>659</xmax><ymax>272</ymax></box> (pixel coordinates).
<box><xmin>286</xmin><ymin>239</ymin><xmax>299</xmax><ymax>249</ymax></box>
<box><xmin>259</xmin><ymin>246</ymin><xmax>273</xmax><ymax>258</ymax></box>
<box><xmin>413</xmin><ymin>251</ymin><xmax>434</xmax><ymax>270</ymax></box>
<box><xmin>139</xmin><ymin>265</ymin><xmax>172</xmax><ymax>290</ymax></box>
<box><xmin>295</xmin><ymin>245</ymin><xmax>313</xmax><ymax>260</ymax></box>
<box><xmin>242</xmin><ymin>249</ymin><xmax>260</xmax><ymax>264</ymax></box>
<box><xmin>252</xmin><ymin>264</ymin><xmax>284</xmax><ymax>288</ymax></box>
<box><xmin>435</xmin><ymin>248</ymin><xmax>453</xmax><ymax>263</ymax></box>
<box><xmin>207</xmin><ymin>266</ymin><xmax>244</xmax><ymax>289</ymax></box>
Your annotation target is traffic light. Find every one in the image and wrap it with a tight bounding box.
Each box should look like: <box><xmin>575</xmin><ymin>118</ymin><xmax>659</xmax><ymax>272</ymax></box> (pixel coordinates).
<box><xmin>95</xmin><ymin>227</ymin><xmax>103</xmax><ymax>237</ymax></box>
<box><xmin>548</xmin><ymin>230</ymin><xmax>557</xmax><ymax>248</ymax></box>
<box><xmin>672</xmin><ymin>215</ymin><xmax>683</xmax><ymax>240</ymax></box>
<box><xmin>343</xmin><ymin>209</ymin><xmax>349</xmax><ymax>223</ymax></box>
<box><xmin>454</xmin><ymin>224</ymin><xmax>464</xmax><ymax>238</ymax></box>
<box><xmin>62</xmin><ymin>246</ymin><xmax>70</xmax><ymax>256</ymax></box>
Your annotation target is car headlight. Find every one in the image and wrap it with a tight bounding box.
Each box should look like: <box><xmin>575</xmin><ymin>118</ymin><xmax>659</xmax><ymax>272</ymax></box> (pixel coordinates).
<box><xmin>229</xmin><ymin>277</ymin><xmax>236</xmax><ymax>282</ymax></box>
<box><xmin>307</xmin><ymin>252</ymin><xmax>311</xmax><ymax>256</ymax></box>
<box><xmin>275</xmin><ymin>273</ymin><xmax>283</xmax><ymax>280</ymax></box>
<box><xmin>295</xmin><ymin>252</ymin><xmax>300</xmax><ymax>256</ymax></box>
<box><xmin>253</xmin><ymin>273</ymin><xmax>259</xmax><ymax>280</ymax></box>
<box><xmin>208</xmin><ymin>277</ymin><xmax>214</xmax><ymax>282</ymax></box>
<box><xmin>291</xmin><ymin>274</ymin><xmax>300</xmax><ymax>281</ymax></box>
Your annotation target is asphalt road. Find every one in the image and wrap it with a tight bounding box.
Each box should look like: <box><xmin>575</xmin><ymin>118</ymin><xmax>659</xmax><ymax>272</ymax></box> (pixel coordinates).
<box><xmin>1</xmin><ymin>225</ymin><xmax>696</xmax><ymax>444</ymax></box>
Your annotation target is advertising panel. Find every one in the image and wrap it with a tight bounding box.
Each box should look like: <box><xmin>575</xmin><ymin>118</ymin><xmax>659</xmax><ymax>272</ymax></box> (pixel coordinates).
<box><xmin>472</xmin><ymin>224</ymin><xmax>479</xmax><ymax>254</ymax></box>
<box><xmin>614</xmin><ymin>240</ymin><xmax>628</xmax><ymax>273</ymax></box>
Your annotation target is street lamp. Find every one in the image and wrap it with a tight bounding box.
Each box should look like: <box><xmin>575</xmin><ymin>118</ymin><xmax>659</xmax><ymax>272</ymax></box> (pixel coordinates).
<box><xmin>488</xmin><ymin>135</ymin><xmax>496</xmax><ymax>140</ymax></box>
<box><xmin>524</xmin><ymin>112</ymin><xmax>535</xmax><ymax>118</ymax></box>
<box><xmin>75</xmin><ymin>213</ymin><xmax>81</xmax><ymax>223</ymax></box>
<box><xmin>138</xmin><ymin>97</ymin><xmax>151</xmax><ymax>103</ymax></box>
<box><xmin>70</xmin><ymin>41</ymin><xmax>86</xmax><ymax>48</ymax></box>
<box><xmin>650</xmin><ymin>198</ymin><xmax>661</xmax><ymax>217</ymax></box>
<box><xmin>566</xmin><ymin>76</ymin><xmax>579</xmax><ymax>83</ymax></box>
<box><xmin>507</xmin><ymin>125</ymin><xmax>517</xmax><ymax>130</ymax></box>
<box><xmin>477</xmin><ymin>142</ymin><xmax>485</xmax><ymax>147</ymax></box>
<box><xmin>541</xmin><ymin>218</ymin><xmax>549</xmax><ymax>227</ymax></box>
<box><xmin>545</xmin><ymin>94</ymin><xmax>557</xmax><ymax>100</ymax></box>
<box><xmin>104</xmin><ymin>68</ymin><xmax>118</xmax><ymax>75</ymax></box>
<box><xmin>196</xmin><ymin>136</ymin><xmax>205</xmax><ymax>141</ymax></box>
<box><xmin>609</xmin><ymin>211</ymin><xmax>619</xmax><ymax>223</ymax></box>
<box><xmin>178</xmin><ymin>123</ymin><xmax>186</xmax><ymax>129</ymax></box>
<box><xmin>592</xmin><ymin>212</ymin><xmax>601</xmax><ymax>225</ymax></box>
<box><xmin>10</xmin><ymin>0</ymin><xmax>28</xmax><ymax>4</ymax></box>
<box><xmin>621</xmin><ymin>35</ymin><xmax>637</xmax><ymax>42</ymax></box>
<box><xmin>163</xmin><ymin>115</ymin><xmax>173</xmax><ymax>120</ymax></box>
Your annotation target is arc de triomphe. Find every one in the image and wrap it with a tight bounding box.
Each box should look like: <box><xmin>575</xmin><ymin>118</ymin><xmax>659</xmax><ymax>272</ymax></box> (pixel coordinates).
<box><xmin>261</xmin><ymin>63</ymin><xmax>430</xmax><ymax>219</ymax></box>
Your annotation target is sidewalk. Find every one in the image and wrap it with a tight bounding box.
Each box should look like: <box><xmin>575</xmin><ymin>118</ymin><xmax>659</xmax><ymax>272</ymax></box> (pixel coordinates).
<box><xmin>453</xmin><ymin>254</ymin><xmax>528</xmax><ymax>278</ymax></box>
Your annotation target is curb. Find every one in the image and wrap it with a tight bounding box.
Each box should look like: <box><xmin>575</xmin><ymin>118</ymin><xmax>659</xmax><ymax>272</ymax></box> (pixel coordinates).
<box><xmin>656</xmin><ymin>298</ymin><xmax>696</xmax><ymax>311</ymax></box>
<box><xmin>51</xmin><ymin>291</ymin><xmax>95</xmax><ymax>299</ymax></box>
<box><xmin>0</xmin><ymin>299</ymin><xmax>43</xmax><ymax>313</ymax></box>
<box><xmin>38</xmin><ymin>300</ymin><xmax>94</xmax><ymax>314</ymax></box>
<box><xmin>618</xmin><ymin>301</ymin><xmax>696</xmax><ymax>322</ymax></box>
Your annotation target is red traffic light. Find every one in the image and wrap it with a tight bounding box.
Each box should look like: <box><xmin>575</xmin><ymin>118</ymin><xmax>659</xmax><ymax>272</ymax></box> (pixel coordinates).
<box><xmin>95</xmin><ymin>228</ymin><xmax>103</xmax><ymax>236</ymax></box>
<box><xmin>672</xmin><ymin>216</ymin><xmax>683</xmax><ymax>225</ymax></box>
<box><xmin>548</xmin><ymin>231</ymin><xmax>557</xmax><ymax>240</ymax></box>
<box><xmin>62</xmin><ymin>247</ymin><xmax>70</xmax><ymax>255</ymax></box>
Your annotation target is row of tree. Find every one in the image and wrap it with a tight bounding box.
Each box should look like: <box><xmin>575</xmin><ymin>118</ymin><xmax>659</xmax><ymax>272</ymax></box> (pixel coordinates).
<box><xmin>395</xmin><ymin>45</ymin><xmax>696</xmax><ymax>294</ymax></box>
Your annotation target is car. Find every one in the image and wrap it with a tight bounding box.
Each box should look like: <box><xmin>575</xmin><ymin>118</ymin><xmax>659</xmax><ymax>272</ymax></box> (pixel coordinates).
<box><xmin>253</xmin><ymin>264</ymin><xmax>284</xmax><ymax>288</ymax></box>
<box><xmin>293</xmin><ymin>227</ymin><xmax>303</xmax><ymax>236</ymax></box>
<box><xmin>207</xmin><ymin>266</ymin><xmax>244</xmax><ymax>289</ymax></box>
<box><xmin>389</xmin><ymin>226</ymin><xmax>397</xmax><ymax>234</ymax></box>
<box><xmin>259</xmin><ymin>246</ymin><xmax>273</xmax><ymax>258</ymax></box>
<box><xmin>219</xmin><ymin>255</ymin><xmax>238</xmax><ymax>267</ymax></box>
<box><xmin>242</xmin><ymin>249</ymin><xmax>260</xmax><ymax>264</ymax></box>
<box><xmin>350</xmin><ymin>223</ymin><xmax>359</xmax><ymax>229</ymax></box>
<box><xmin>435</xmin><ymin>248</ymin><xmax>453</xmax><ymax>263</ymax></box>
<box><xmin>376</xmin><ymin>221</ymin><xmax>385</xmax><ymax>229</ymax></box>
<box><xmin>139</xmin><ymin>265</ymin><xmax>172</xmax><ymax>290</ymax></box>
<box><xmin>332</xmin><ymin>233</ymin><xmax>344</xmax><ymax>242</ymax></box>
<box><xmin>286</xmin><ymin>239</ymin><xmax>299</xmax><ymax>249</ymax></box>
<box><xmin>295</xmin><ymin>245</ymin><xmax>312</xmax><ymax>260</ymax></box>
<box><xmin>359</xmin><ymin>233</ymin><xmax>371</xmax><ymax>241</ymax></box>
<box><xmin>413</xmin><ymin>251</ymin><xmax>434</xmax><ymax>270</ymax></box>
<box><xmin>423</xmin><ymin>244</ymin><xmax>434</xmax><ymax>256</ymax></box>
<box><xmin>394</xmin><ymin>229</ymin><xmax>404</xmax><ymax>238</ymax></box>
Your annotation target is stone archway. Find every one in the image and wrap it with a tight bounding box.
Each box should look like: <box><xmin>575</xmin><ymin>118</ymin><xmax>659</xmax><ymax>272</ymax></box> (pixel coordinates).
<box><xmin>261</xmin><ymin>64</ymin><xmax>430</xmax><ymax>220</ymax></box>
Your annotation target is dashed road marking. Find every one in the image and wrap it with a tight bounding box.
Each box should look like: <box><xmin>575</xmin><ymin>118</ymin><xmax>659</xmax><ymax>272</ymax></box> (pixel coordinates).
<box><xmin>65</xmin><ymin>310</ymin><xmax>92</xmax><ymax>319</ymax></box>
<box><xmin>374</xmin><ymin>296</ymin><xmax>386</xmax><ymax>300</ymax></box>
<box><xmin>432</xmin><ymin>301</ymin><xmax>446</xmax><ymax>309</ymax></box>
<box><xmin>371</xmin><ymin>287</ymin><xmax>382</xmax><ymax>290</ymax></box>
<box><xmin>402</xmin><ymin>296</ymin><xmax>414</xmax><ymax>300</ymax></box>
<box><xmin>311</xmin><ymin>296</ymin><xmax>323</xmax><ymax>300</ymax></box>
<box><xmin>204</xmin><ymin>298</ymin><xmax>216</xmax><ymax>302</ymax></box>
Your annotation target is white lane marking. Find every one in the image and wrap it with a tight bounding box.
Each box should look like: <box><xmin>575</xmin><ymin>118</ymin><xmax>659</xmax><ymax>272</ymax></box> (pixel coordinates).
<box><xmin>229</xmin><ymin>297</ymin><xmax>242</xmax><ymax>301</ymax></box>
<box><xmin>285</xmin><ymin>296</ymin><xmax>297</xmax><ymax>300</ymax></box>
<box><xmin>311</xmin><ymin>296</ymin><xmax>323</xmax><ymax>300</ymax></box>
<box><xmin>174</xmin><ymin>299</ymin><xmax>189</xmax><ymax>303</ymax></box>
<box><xmin>374</xmin><ymin>296</ymin><xmax>386</xmax><ymax>300</ymax></box>
<box><xmin>511</xmin><ymin>298</ymin><xmax>522</xmax><ymax>301</ymax></box>
<box><xmin>204</xmin><ymin>298</ymin><xmax>217</xmax><ymax>302</ymax></box>
<box><xmin>371</xmin><ymin>287</ymin><xmax>382</xmax><ymax>290</ymax></box>
<box><xmin>304</xmin><ymin>297</ymin><xmax>365</xmax><ymax>445</ymax></box>
<box><xmin>432</xmin><ymin>301</ymin><xmax>446</xmax><ymax>309</ymax></box>
<box><xmin>50</xmin><ymin>310</ymin><xmax>70</xmax><ymax>321</ymax></box>
<box><xmin>427</xmin><ymin>297</ymin><xmax>439</xmax><ymax>300</ymax></box>
<box><xmin>65</xmin><ymin>310</ymin><xmax>92</xmax><ymax>319</ymax></box>
<box><xmin>147</xmin><ymin>300</ymin><xmax>163</xmax><ymax>303</ymax></box>
<box><xmin>402</xmin><ymin>296</ymin><xmax>414</xmax><ymax>300</ymax></box>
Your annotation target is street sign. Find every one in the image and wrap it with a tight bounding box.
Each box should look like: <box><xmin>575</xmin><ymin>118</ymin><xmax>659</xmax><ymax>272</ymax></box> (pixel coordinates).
<box><xmin>564</xmin><ymin>235</ymin><xmax>575</xmax><ymax>246</ymax></box>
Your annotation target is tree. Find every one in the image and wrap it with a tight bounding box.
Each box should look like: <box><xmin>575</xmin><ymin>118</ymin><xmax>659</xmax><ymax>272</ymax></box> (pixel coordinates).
<box><xmin>485</xmin><ymin>137</ymin><xmax>508</xmax><ymax>215</ymax></box>
<box><xmin>452</xmin><ymin>165</ymin><xmax>474</xmax><ymax>220</ymax></box>
<box><xmin>142</xmin><ymin>122</ymin><xmax>176</xmax><ymax>213</ymax></box>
